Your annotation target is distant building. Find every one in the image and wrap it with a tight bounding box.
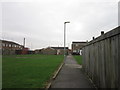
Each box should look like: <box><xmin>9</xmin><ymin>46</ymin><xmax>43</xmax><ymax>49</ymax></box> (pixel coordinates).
<box><xmin>21</xmin><ymin>48</ymin><xmax>29</xmax><ymax>55</ymax></box>
<box><xmin>68</xmin><ymin>49</ymin><xmax>72</xmax><ymax>55</ymax></box>
<box><xmin>1</xmin><ymin>40</ymin><xmax>33</xmax><ymax>55</ymax></box>
<box><xmin>15</xmin><ymin>48</ymin><xmax>35</xmax><ymax>55</ymax></box>
<box><xmin>51</xmin><ymin>47</ymin><xmax>69</xmax><ymax>55</ymax></box>
<box><xmin>34</xmin><ymin>47</ymin><xmax>69</xmax><ymax>55</ymax></box>
<box><xmin>72</xmin><ymin>42</ymin><xmax>87</xmax><ymax>55</ymax></box>
<box><xmin>41</xmin><ymin>47</ymin><xmax>57</xmax><ymax>55</ymax></box>
<box><xmin>1</xmin><ymin>40</ymin><xmax>24</xmax><ymax>55</ymax></box>
<box><xmin>34</xmin><ymin>49</ymin><xmax>42</xmax><ymax>54</ymax></box>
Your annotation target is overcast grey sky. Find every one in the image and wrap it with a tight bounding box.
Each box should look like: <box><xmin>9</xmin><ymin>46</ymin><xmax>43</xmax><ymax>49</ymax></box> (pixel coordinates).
<box><xmin>0</xmin><ymin>0</ymin><xmax>119</xmax><ymax>50</ymax></box>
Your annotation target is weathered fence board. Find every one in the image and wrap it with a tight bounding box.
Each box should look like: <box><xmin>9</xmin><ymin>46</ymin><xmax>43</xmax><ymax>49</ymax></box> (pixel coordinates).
<box><xmin>82</xmin><ymin>26</ymin><xmax>120</xmax><ymax>88</ymax></box>
<box><xmin>118</xmin><ymin>34</ymin><xmax>120</xmax><ymax>89</ymax></box>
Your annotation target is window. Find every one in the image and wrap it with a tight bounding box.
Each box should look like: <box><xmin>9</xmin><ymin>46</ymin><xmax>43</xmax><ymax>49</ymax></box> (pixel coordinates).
<box><xmin>2</xmin><ymin>43</ymin><xmax>5</xmax><ymax>47</ymax></box>
<box><xmin>19</xmin><ymin>46</ymin><xmax>21</xmax><ymax>48</ymax></box>
<box><xmin>76</xmin><ymin>44</ymin><xmax>78</xmax><ymax>47</ymax></box>
<box><xmin>9</xmin><ymin>44</ymin><xmax>11</xmax><ymax>47</ymax></box>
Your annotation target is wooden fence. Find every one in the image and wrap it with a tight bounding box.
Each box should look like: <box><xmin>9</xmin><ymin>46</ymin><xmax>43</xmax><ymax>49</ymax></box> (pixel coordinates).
<box><xmin>82</xmin><ymin>26</ymin><xmax>120</xmax><ymax>88</ymax></box>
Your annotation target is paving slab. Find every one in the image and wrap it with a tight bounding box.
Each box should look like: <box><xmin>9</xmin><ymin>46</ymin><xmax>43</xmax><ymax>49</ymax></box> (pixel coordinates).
<box><xmin>51</xmin><ymin>55</ymin><xmax>95</xmax><ymax>88</ymax></box>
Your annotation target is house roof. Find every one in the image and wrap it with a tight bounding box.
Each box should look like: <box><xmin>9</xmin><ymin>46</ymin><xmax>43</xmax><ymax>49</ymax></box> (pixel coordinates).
<box><xmin>1</xmin><ymin>40</ymin><xmax>23</xmax><ymax>46</ymax></box>
<box><xmin>45</xmin><ymin>47</ymin><xmax>56</xmax><ymax>50</ymax></box>
<box><xmin>72</xmin><ymin>41</ymin><xmax>87</xmax><ymax>44</ymax></box>
<box><xmin>51</xmin><ymin>47</ymin><xmax>68</xmax><ymax>49</ymax></box>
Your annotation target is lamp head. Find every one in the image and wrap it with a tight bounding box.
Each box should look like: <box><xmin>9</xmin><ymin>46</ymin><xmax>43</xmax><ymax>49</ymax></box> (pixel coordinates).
<box><xmin>64</xmin><ymin>21</ymin><xmax>70</xmax><ymax>24</ymax></box>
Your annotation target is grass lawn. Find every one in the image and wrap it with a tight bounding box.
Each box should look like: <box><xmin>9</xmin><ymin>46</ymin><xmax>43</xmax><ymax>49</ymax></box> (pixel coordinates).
<box><xmin>2</xmin><ymin>54</ymin><xmax>63</xmax><ymax>88</ymax></box>
<box><xmin>73</xmin><ymin>55</ymin><xmax>82</xmax><ymax>65</ymax></box>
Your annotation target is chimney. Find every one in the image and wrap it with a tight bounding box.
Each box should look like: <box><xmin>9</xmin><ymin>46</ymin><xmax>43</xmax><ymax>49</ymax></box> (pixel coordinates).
<box><xmin>101</xmin><ymin>31</ymin><xmax>104</xmax><ymax>35</ymax></box>
<box><xmin>93</xmin><ymin>37</ymin><xmax>95</xmax><ymax>40</ymax></box>
<box><xmin>23</xmin><ymin>38</ymin><xmax>25</xmax><ymax>47</ymax></box>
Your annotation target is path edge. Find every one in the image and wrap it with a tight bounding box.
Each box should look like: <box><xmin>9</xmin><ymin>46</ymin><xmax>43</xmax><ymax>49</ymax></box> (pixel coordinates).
<box><xmin>45</xmin><ymin>62</ymin><xmax>64</xmax><ymax>89</ymax></box>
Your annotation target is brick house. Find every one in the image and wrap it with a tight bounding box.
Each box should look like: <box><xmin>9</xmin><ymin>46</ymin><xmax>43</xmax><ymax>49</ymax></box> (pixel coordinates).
<box><xmin>72</xmin><ymin>42</ymin><xmax>87</xmax><ymax>55</ymax></box>
<box><xmin>1</xmin><ymin>40</ymin><xmax>24</xmax><ymax>55</ymax></box>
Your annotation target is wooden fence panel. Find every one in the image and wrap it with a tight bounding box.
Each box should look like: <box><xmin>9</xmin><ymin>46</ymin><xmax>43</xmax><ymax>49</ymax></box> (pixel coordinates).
<box><xmin>82</xmin><ymin>26</ymin><xmax>120</xmax><ymax>88</ymax></box>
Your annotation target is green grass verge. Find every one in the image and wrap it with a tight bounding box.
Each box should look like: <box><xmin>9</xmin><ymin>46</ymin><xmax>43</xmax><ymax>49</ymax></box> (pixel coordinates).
<box><xmin>2</xmin><ymin>54</ymin><xmax>63</xmax><ymax>88</ymax></box>
<box><xmin>73</xmin><ymin>55</ymin><xmax>82</xmax><ymax>65</ymax></box>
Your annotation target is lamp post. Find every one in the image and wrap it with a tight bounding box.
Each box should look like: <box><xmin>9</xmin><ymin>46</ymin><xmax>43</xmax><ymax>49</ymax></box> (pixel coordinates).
<box><xmin>64</xmin><ymin>21</ymin><xmax>70</xmax><ymax>61</ymax></box>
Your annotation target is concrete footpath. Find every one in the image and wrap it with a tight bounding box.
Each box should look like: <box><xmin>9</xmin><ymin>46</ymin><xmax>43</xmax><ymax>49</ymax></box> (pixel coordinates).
<box><xmin>50</xmin><ymin>55</ymin><xmax>95</xmax><ymax>88</ymax></box>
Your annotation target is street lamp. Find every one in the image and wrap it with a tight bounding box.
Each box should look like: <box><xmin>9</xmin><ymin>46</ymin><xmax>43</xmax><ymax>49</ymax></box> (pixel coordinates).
<box><xmin>64</xmin><ymin>21</ymin><xmax>70</xmax><ymax>61</ymax></box>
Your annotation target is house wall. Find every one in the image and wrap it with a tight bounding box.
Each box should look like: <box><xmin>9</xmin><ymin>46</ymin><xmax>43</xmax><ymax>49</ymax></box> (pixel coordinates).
<box><xmin>1</xmin><ymin>40</ymin><xmax>23</xmax><ymax>55</ymax></box>
<box><xmin>72</xmin><ymin>42</ymin><xmax>86</xmax><ymax>54</ymax></box>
